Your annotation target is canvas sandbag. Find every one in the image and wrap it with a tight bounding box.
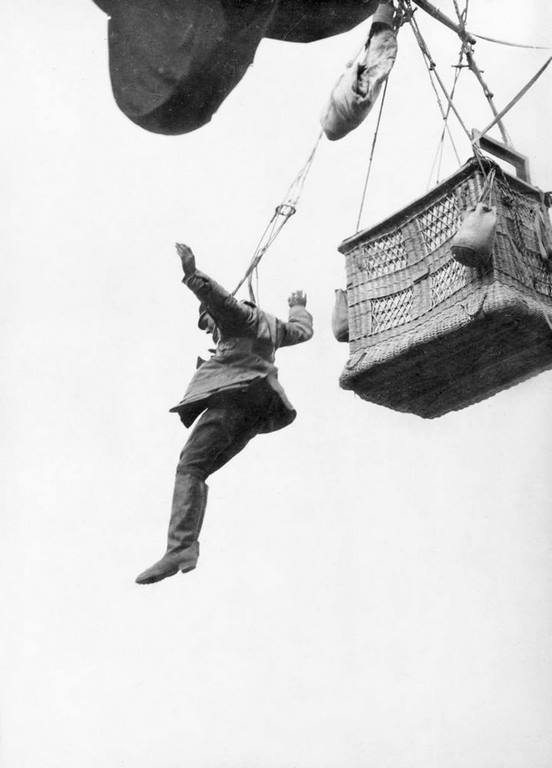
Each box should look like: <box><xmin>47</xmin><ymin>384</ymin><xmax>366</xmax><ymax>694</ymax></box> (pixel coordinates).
<box><xmin>321</xmin><ymin>15</ymin><xmax>397</xmax><ymax>141</ymax></box>
<box><xmin>332</xmin><ymin>289</ymin><xmax>349</xmax><ymax>343</ymax></box>
<box><xmin>451</xmin><ymin>203</ymin><xmax>497</xmax><ymax>268</ymax></box>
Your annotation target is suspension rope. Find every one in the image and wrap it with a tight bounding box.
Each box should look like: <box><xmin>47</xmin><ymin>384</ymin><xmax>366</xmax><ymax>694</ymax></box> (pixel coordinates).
<box><xmin>354</xmin><ymin>2</ymin><xmax>408</xmax><ymax>232</ymax></box>
<box><xmin>476</xmin><ymin>55</ymin><xmax>552</xmax><ymax>142</ymax></box>
<box><xmin>425</xmin><ymin>0</ymin><xmax>472</xmax><ymax>188</ymax></box>
<box><xmin>413</xmin><ymin>0</ymin><xmax>552</xmax><ymax>50</ymax></box>
<box><xmin>232</xmin><ymin>130</ymin><xmax>323</xmax><ymax>300</ymax></box>
<box><xmin>451</xmin><ymin>0</ymin><xmax>466</xmax><ymax>26</ymax></box>
<box><xmin>426</xmin><ymin>41</ymin><xmax>465</xmax><ymax>189</ymax></box>
<box><xmin>473</xmin><ymin>33</ymin><xmax>552</xmax><ymax>52</ymax></box>
<box><xmin>449</xmin><ymin>2</ymin><xmax>512</xmax><ymax>145</ymax></box>
<box><xmin>356</xmin><ymin>78</ymin><xmax>391</xmax><ymax>232</ymax></box>
<box><xmin>407</xmin><ymin>5</ymin><xmax>472</xmax><ymax>144</ymax></box>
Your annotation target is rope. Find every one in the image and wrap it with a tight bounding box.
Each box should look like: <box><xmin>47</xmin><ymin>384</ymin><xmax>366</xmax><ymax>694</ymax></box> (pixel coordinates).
<box><xmin>412</xmin><ymin>0</ymin><xmax>475</xmax><ymax>44</ymax></box>
<box><xmin>414</xmin><ymin>0</ymin><xmax>549</xmax><ymax>147</ymax></box>
<box><xmin>450</xmin><ymin>2</ymin><xmax>512</xmax><ymax>145</ymax></box>
<box><xmin>413</xmin><ymin>0</ymin><xmax>552</xmax><ymax>50</ymax></box>
<box><xmin>476</xmin><ymin>165</ymin><xmax>496</xmax><ymax>205</ymax></box>
<box><xmin>426</xmin><ymin>0</ymin><xmax>471</xmax><ymax>188</ymax></box>
<box><xmin>476</xmin><ymin>56</ymin><xmax>552</xmax><ymax>141</ymax></box>
<box><xmin>356</xmin><ymin>77</ymin><xmax>390</xmax><ymax>232</ymax></box>
<box><xmin>451</xmin><ymin>0</ymin><xmax>465</xmax><ymax>25</ymax></box>
<box><xmin>355</xmin><ymin>3</ymin><xmax>407</xmax><ymax>231</ymax></box>
<box><xmin>426</xmin><ymin>42</ymin><xmax>465</xmax><ymax>189</ymax></box>
<box><xmin>474</xmin><ymin>33</ymin><xmax>552</xmax><ymax>51</ymax></box>
<box><xmin>232</xmin><ymin>130</ymin><xmax>323</xmax><ymax>300</ymax></box>
<box><xmin>407</xmin><ymin>8</ymin><xmax>471</xmax><ymax>142</ymax></box>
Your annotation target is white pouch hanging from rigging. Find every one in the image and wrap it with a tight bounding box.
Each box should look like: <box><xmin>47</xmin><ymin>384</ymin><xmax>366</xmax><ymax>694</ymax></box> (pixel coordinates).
<box><xmin>321</xmin><ymin>3</ymin><xmax>397</xmax><ymax>142</ymax></box>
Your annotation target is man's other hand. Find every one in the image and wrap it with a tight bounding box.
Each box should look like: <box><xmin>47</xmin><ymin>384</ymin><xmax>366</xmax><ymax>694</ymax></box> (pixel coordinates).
<box><xmin>175</xmin><ymin>243</ymin><xmax>196</xmax><ymax>276</ymax></box>
<box><xmin>288</xmin><ymin>290</ymin><xmax>307</xmax><ymax>307</ymax></box>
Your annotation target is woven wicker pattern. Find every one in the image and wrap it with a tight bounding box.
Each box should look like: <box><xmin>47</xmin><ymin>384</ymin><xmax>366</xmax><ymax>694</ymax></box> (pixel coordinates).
<box><xmin>492</xmin><ymin>179</ymin><xmax>552</xmax><ymax>299</ymax></box>
<box><xmin>418</xmin><ymin>192</ymin><xmax>461</xmax><ymax>253</ymax></box>
<box><xmin>338</xmin><ymin>157</ymin><xmax>552</xmax><ymax>418</ymax></box>
<box><xmin>371</xmin><ymin>287</ymin><xmax>413</xmax><ymax>333</ymax></box>
<box><xmin>430</xmin><ymin>259</ymin><xmax>468</xmax><ymax>306</ymax></box>
<box><xmin>356</xmin><ymin>230</ymin><xmax>408</xmax><ymax>277</ymax></box>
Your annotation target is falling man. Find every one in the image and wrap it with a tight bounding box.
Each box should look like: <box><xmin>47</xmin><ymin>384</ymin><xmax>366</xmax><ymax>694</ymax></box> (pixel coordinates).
<box><xmin>135</xmin><ymin>243</ymin><xmax>314</xmax><ymax>584</ymax></box>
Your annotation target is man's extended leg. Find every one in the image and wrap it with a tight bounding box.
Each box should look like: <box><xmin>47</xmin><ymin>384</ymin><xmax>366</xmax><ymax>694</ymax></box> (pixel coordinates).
<box><xmin>135</xmin><ymin>401</ymin><xmax>260</xmax><ymax>584</ymax></box>
<box><xmin>176</xmin><ymin>401</ymin><xmax>262</xmax><ymax>481</ymax></box>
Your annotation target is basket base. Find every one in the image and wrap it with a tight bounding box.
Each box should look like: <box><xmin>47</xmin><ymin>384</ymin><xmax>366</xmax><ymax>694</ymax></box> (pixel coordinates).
<box><xmin>341</xmin><ymin>307</ymin><xmax>552</xmax><ymax>419</ymax></box>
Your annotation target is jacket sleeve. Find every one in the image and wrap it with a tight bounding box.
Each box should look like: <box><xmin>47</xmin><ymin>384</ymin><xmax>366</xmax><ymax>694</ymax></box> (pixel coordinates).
<box><xmin>183</xmin><ymin>270</ymin><xmax>257</xmax><ymax>335</ymax></box>
<box><xmin>276</xmin><ymin>305</ymin><xmax>314</xmax><ymax>347</ymax></box>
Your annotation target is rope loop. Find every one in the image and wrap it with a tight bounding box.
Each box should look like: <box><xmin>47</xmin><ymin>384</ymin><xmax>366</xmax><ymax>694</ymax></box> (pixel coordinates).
<box><xmin>275</xmin><ymin>203</ymin><xmax>296</xmax><ymax>218</ymax></box>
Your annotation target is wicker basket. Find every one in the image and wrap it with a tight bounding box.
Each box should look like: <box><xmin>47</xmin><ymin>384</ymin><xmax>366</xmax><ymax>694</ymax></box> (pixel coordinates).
<box><xmin>339</xmin><ymin>157</ymin><xmax>552</xmax><ymax>418</ymax></box>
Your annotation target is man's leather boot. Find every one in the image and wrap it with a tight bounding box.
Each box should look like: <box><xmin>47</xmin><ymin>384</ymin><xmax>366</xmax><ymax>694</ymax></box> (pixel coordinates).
<box><xmin>135</xmin><ymin>474</ymin><xmax>208</xmax><ymax>585</ymax></box>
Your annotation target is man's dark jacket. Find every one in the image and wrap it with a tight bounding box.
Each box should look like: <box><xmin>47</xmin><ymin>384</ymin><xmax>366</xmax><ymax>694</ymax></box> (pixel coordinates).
<box><xmin>170</xmin><ymin>270</ymin><xmax>313</xmax><ymax>433</ymax></box>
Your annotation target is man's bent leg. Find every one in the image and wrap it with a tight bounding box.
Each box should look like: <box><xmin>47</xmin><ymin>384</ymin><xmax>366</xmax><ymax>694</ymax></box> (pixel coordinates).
<box><xmin>135</xmin><ymin>474</ymin><xmax>208</xmax><ymax>584</ymax></box>
<box><xmin>176</xmin><ymin>403</ymin><xmax>261</xmax><ymax>481</ymax></box>
<box><xmin>135</xmin><ymin>404</ymin><xmax>259</xmax><ymax>585</ymax></box>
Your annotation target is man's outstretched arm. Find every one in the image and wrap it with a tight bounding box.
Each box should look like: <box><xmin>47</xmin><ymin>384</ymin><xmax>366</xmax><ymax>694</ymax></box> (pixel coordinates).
<box><xmin>277</xmin><ymin>291</ymin><xmax>314</xmax><ymax>347</ymax></box>
<box><xmin>175</xmin><ymin>243</ymin><xmax>256</xmax><ymax>333</ymax></box>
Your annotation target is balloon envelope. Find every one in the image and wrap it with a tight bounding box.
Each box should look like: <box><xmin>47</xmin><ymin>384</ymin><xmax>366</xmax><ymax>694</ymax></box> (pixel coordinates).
<box><xmin>91</xmin><ymin>0</ymin><xmax>379</xmax><ymax>135</ymax></box>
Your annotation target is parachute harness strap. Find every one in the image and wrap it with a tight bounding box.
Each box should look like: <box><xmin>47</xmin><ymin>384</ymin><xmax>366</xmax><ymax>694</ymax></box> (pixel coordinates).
<box><xmin>232</xmin><ymin>131</ymin><xmax>323</xmax><ymax>304</ymax></box>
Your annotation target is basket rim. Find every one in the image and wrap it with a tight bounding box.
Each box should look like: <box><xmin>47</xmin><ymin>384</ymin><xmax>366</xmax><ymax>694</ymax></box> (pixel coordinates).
<box><xmin>339</xmin><ymin>155</ymin><xmax>545</xmax><ymax>255</ymax></box>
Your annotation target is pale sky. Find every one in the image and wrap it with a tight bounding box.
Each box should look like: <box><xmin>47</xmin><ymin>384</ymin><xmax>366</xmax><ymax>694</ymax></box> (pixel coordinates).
<box><xmin>3</xmin><ymin>2</ymin><xmax>552</xmax><ymax>767</ymax></box>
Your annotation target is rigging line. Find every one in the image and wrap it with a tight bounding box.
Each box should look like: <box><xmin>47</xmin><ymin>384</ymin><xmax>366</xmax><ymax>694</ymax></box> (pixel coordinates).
<box><xmin>356</xmin><ymin>77</ymin><xmax>390</xmax><ymax>233</ymax></box>
<box><xmin>476</xmin><ymin>55</ymin><xmax>552</xmax><ymax>141</ymax></box>
<box><xmin>412</xmin><ymin>0</ymin><xmax>475</xmax><ymax>43</ymax></box>
<box><xmin>450</xmin><ymin>1</ymin><xmax>511</xmax><ymax>145</ymax></box>
<box><xmin>433</xmin><ymin>29</ymin><xmax>468</xmax><ymax>184</ymax></box>
<box><xmin>233</xmin><ymin>212</ymin><xmax>280</xmax><ymax>296</ymax></box>
<box><xmin>232</xmin><ymin>129</ymin><xmax>323</xmax><ymax>297</ymax></box>
<box><xmin>414</xmin><ymin>0</ymin><xmax>551</xmax><ymax>52</ymax></box>
<box><xmin>427</xmin><ymin>46</ymin><xmax>464</xmax><ymax>189</ymax></box>
<box><xmin>451</xmin><ymin>0</ymin><xmax>463</xmax><ymax>24</ymax></box>
<box><xmin>408</xmin><ymin>11</ymin><xmax>471</xmax><ymax>143</ymax></box>
<box><xmin>473</xmin><ymin>33</ymin><xmax>552</xmax><ymax>51</ymax></box>
<box><xmin>458</xmin><ymin>0</ymin><xmax>493</xmax><ymax>184</ymax></box>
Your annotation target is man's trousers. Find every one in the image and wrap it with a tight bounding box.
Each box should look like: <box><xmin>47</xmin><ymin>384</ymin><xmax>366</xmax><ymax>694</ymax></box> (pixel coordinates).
<box><xmin>176</xmin><ymin>387</ymin><xmax>272</xmax><ymax>482</ymax></box>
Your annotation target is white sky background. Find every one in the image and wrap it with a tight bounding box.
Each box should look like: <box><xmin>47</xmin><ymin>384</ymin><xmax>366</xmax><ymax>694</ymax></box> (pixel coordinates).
<box><xmin>2</xmin><ymin>1</ymin><xmax>552</xmax><ymax>766</ymax></box>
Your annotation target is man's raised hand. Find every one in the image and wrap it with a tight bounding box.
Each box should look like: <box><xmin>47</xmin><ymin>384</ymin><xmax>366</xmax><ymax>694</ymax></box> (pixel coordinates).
<box><xmin>288</xmin><ymin>290</ymin><xmax>307</xmax><ymax>307</ymax></box>
<box><xmin>175</xmin><ymin>243</ymin><xmax>197</xmax><ymax>276</ymax></box>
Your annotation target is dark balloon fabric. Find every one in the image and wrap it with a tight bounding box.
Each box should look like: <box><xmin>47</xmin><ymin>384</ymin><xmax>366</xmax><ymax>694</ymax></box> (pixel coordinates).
<box><xmin>265</xmin><ymin>0</ymin><xmax>379</xmax><ymax>43</ymax></box>
<box><xmin>91</xmin><ymin>0</ymin><xmax>378</xmax><ymax>134</ymax></box>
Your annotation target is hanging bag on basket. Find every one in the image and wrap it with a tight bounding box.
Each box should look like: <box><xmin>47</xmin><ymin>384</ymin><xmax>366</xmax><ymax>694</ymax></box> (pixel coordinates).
<box><xmin>332</xmin><ymin>289</ymin><xmax>349</xmax><ymax>342</ymax></box>
<box><xmin>321</xmin><ymin>1</ymin><xmax>397</xmax><ymax>141</ymax></box>
<box><xmin>451</xmin><ymin>169</ymin><xmax>497</xmax><ymax>268</ymax></box>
